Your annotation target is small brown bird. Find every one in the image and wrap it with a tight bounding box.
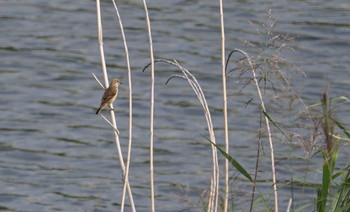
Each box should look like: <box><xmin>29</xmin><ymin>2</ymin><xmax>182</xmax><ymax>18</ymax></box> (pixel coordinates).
<box><xmin>96</xmin><ymin>79</ymin><xmax>120</xmax><ymax>114</ymax></box>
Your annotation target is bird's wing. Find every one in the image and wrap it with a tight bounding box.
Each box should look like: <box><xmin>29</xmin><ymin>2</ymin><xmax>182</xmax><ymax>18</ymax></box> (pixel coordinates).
<box><xmin>101</xmin><ymin>88</ymin><xmax>117</xmax><ymax>103</ymax></box>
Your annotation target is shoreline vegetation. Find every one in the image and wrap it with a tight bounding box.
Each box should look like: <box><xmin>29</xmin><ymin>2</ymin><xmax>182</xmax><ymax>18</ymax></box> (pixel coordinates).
<box><xmin>94</xmin><ymin>1</ymin><xmax>350</xmax><ymax>211</ymax></box>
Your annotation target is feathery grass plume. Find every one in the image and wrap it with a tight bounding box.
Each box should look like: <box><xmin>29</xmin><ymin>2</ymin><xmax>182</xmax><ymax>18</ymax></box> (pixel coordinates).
<box><xmin>227</xmin><ymin>10</ymin><xmax>304</xmax><ymax>95</ymax></box>
<box><xmin>225</xmin><ymin>11</ymin><xmax>308</xmax><ymax>211</ymax></box>
<box><xmin>226</xmin><ymin>48</ymin><xmax>278</xmax><ymax>211</ymax></box>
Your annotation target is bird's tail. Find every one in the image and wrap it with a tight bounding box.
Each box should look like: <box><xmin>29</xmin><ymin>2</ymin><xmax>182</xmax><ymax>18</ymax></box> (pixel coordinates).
<box><xmin>96</xmin><ymin>107</ymin><xmax>101</xmax><ymax>114</ymax></box>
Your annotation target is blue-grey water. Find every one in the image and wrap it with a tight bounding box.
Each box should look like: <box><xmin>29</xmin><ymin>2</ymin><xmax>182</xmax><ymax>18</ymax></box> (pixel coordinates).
<box><xmin>1</xmin><ymin>0</ymin><xmax>350</xmax><ymax>211</ymax></box>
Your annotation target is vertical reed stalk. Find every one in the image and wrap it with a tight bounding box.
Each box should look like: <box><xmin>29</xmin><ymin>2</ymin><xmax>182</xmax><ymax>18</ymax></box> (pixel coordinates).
<box><xmin>231</xmin><ymin>48</ymin><xmax>278</xmax><ymax>212</ymax></box>
<box><xmin>250</xmin><ymin>123</ymin><xmax>262</xmax><ymax>212</ymax></box>
<box><xmin>219</xmin><ymin>0</ymin><xmax>229</xmax><ymax>211</ymax></box>
<box><xmin>177</xmin><ymin>67</ymin><xmax>219</xmax><ymax>211</ymax></box>
<box><xmin>96</xmin><ymin>0</ymin><xmax>108</xmax><ymax>82</ymax></box>
<box><xmin>145</xmin><ymin>59</ymin><xmax>220</xmax><ymax>212</ymax></box>
<box><xmin>96</xmin><ymin>0</ymin><xmax>135</xmax><ymax>211</ymax></box>
<box><xmin>141</xmin><ymin>0</ymin><xmax>155</xmax><ymax>211</ymax></box>
<box><xmin>171</xmin><ymin>60</ymin><xmax>219</xmax><ymax>212</ymax></box>
<box><xmin>111</xmin><ymin>1</ymin><xmax>136</xmax><ymax>211</ymax></box>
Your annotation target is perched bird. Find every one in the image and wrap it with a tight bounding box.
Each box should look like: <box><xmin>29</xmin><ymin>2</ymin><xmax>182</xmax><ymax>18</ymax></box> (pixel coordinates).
<box><xmin>96</xmin><ymin>79</ymin><xmax>120</xmax><ymax>114</ymax></box>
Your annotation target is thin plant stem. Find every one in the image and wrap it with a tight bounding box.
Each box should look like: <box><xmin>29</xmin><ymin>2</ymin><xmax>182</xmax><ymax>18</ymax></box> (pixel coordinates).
<box><xmin>219</xmin><ymin>0</ymin><xmax>229</xmax><ymax>211</ymax></box>
<box><xmin>144</xmin><ymin>59</ymin><xmax>219</xmax><ymax>212</ymax></box>
<box><xmin>111</xmin><ymin>1</ymin><xmax>135</xmax><ymax>211</ymax></box>
<box><xmin>92</xmin><ymin>73</ymin><xmax>105</xmax><ymax>89</ymax></box>
<box><xmin>250</xmin><ymin>118</ymin><xmax>262</xmax><ymax>212</ymax></box>
<box><xmin>95</xmin><ymin>1</ymin><xmax>135</xmax><ymax>211</ymax></box>
<box><xmin>96</xmin><ymin>0</ymin><xmax>108</xmax><ymax>83</ymax></box>
<box><xmin>173</xmin><ymin>60</ymin><xmax>219</xmax><ymax>212</ymax></box>
<box><xmin>286</xmin><ymin>198</ymin><xmax>292</xmax><ymax>212</ymax></box>
<box><xmin>297</xmin><ymin>96</ymin><xmax>313</xmax><ymax>209</ymax></box>
<box><xmin>230</xmin><ymin>48</ymin><xmax>278</xmax><ymax>211</ymax></box>
<box><xmin>141</xmin><ymin>0</ymin><xmax>155</xmax><ymax>211</ymax></box>
<box><xmin>100</xmin><ymin>112</ymin><xmax>120</xmax><ymax>135</ymax></box>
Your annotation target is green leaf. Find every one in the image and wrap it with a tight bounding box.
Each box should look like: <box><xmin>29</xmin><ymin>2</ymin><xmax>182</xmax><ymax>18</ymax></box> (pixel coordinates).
<box><xmin>262</xmin><ymin>110</ymin><xmax>288</xmax><ymax>138</ymax></box>
<box><xmin>332</xmin><ymin>165</ymin><xmax>350</xmax><ymax>180</ymax></box>
<box><xmin>332</xmin><ymin>118</ymin><xmax>350</xmax><ymax>139</ymax></box>
<box><xmin>318</xmin><ymin>152</ymin><xmax>333</xmax><ymax>212</ymax></box>
<box><xmin>207</xmin><ymin>139</ymin><xmax>253</xmax><ymax>183</ymax></box>
<box><xmin>307</xmin><ymin>96</ymin><xmax>350</xmax><ymax>109</ymax></box>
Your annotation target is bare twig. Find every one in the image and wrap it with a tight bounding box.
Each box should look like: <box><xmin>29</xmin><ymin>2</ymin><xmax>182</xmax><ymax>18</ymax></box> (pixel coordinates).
<box><xmin>92</xmin><ymin>73</ymin><xmax>105</xmax><ymax>89</ymax></box>
<box><xmin>99</xmin><ymin>113</ymin><xmax>120</xmax><ymax>134</ymax></box>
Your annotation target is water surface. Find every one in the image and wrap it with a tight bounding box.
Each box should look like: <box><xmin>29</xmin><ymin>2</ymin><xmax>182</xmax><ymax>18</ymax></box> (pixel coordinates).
<box><xmin>1</xmin><ymin>0</ymin><xmax>349</xmax><ymax>211</ymax></box>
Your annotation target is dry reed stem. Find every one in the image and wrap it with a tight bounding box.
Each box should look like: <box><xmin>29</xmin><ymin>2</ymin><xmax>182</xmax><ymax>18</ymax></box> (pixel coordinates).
<box><xmin>230</xmin><ymin>49</ymin><xmax>278</xmax><ymax>211</ymax></box>
<box><xmin>218</xmin><ymin>0</ymin><xmax>229</xmax><ymax>211</ymax></box>
<box><xmin>140</xmin><ymin>0</ymin><xmax>155</xmax><ymax>211</ymax></box>
<box><xmin>145</xmin><ymin>59</ymin><xmax>220</xmax><ymax>212</ymax></box>
<box><xmin>286</xmin><ymin>198</ymin><xmax>292</xmax><ymax>212</ymax></box>
<box><xmin>110</xmin><ymin>1</ymin><xmax>136</xmax><ymax>211</ymax></box>
<box><xmin>95</xmin><ymin>1</ymin><xmax>135</xmax><ymax>211</ymax></box>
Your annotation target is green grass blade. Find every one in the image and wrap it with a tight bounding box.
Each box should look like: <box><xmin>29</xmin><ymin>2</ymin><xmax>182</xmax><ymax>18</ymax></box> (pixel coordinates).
<box><xmin>262</xmin><ymin>110</ymin><xmax>289</xmax><ymax>138</ymax></box>
<box><xmin>332</xmin><ymin>169</ymin><xmax>350</xmax><ymax>211</ymax></box>
<box><xmin>295</xmin><ymin>203</ymin><xmax>314</xmax><ymax>212</ymax></box>
<box><xmin>332</xmin><ymin>165</ymin><xmax>350</xmax><ymax>180</ymax></box>
<box><xmin>307</xmin><ymin>96</ymin><xmax>350</xmax><ymax>108</ymax></box>
<box><xmin>331</xmin><ymin>118</ymin><xmax>350</xmax><ymax>139</ymax></box>
<box><xmin>207</xmin><ymin>139</ymin><xmax>253</xmax><ymax>183</ymax></box>
<box><xmin>318</xmin><ymin>152</ymin><xmax>332</xmax><ymax>212</ymax></box>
